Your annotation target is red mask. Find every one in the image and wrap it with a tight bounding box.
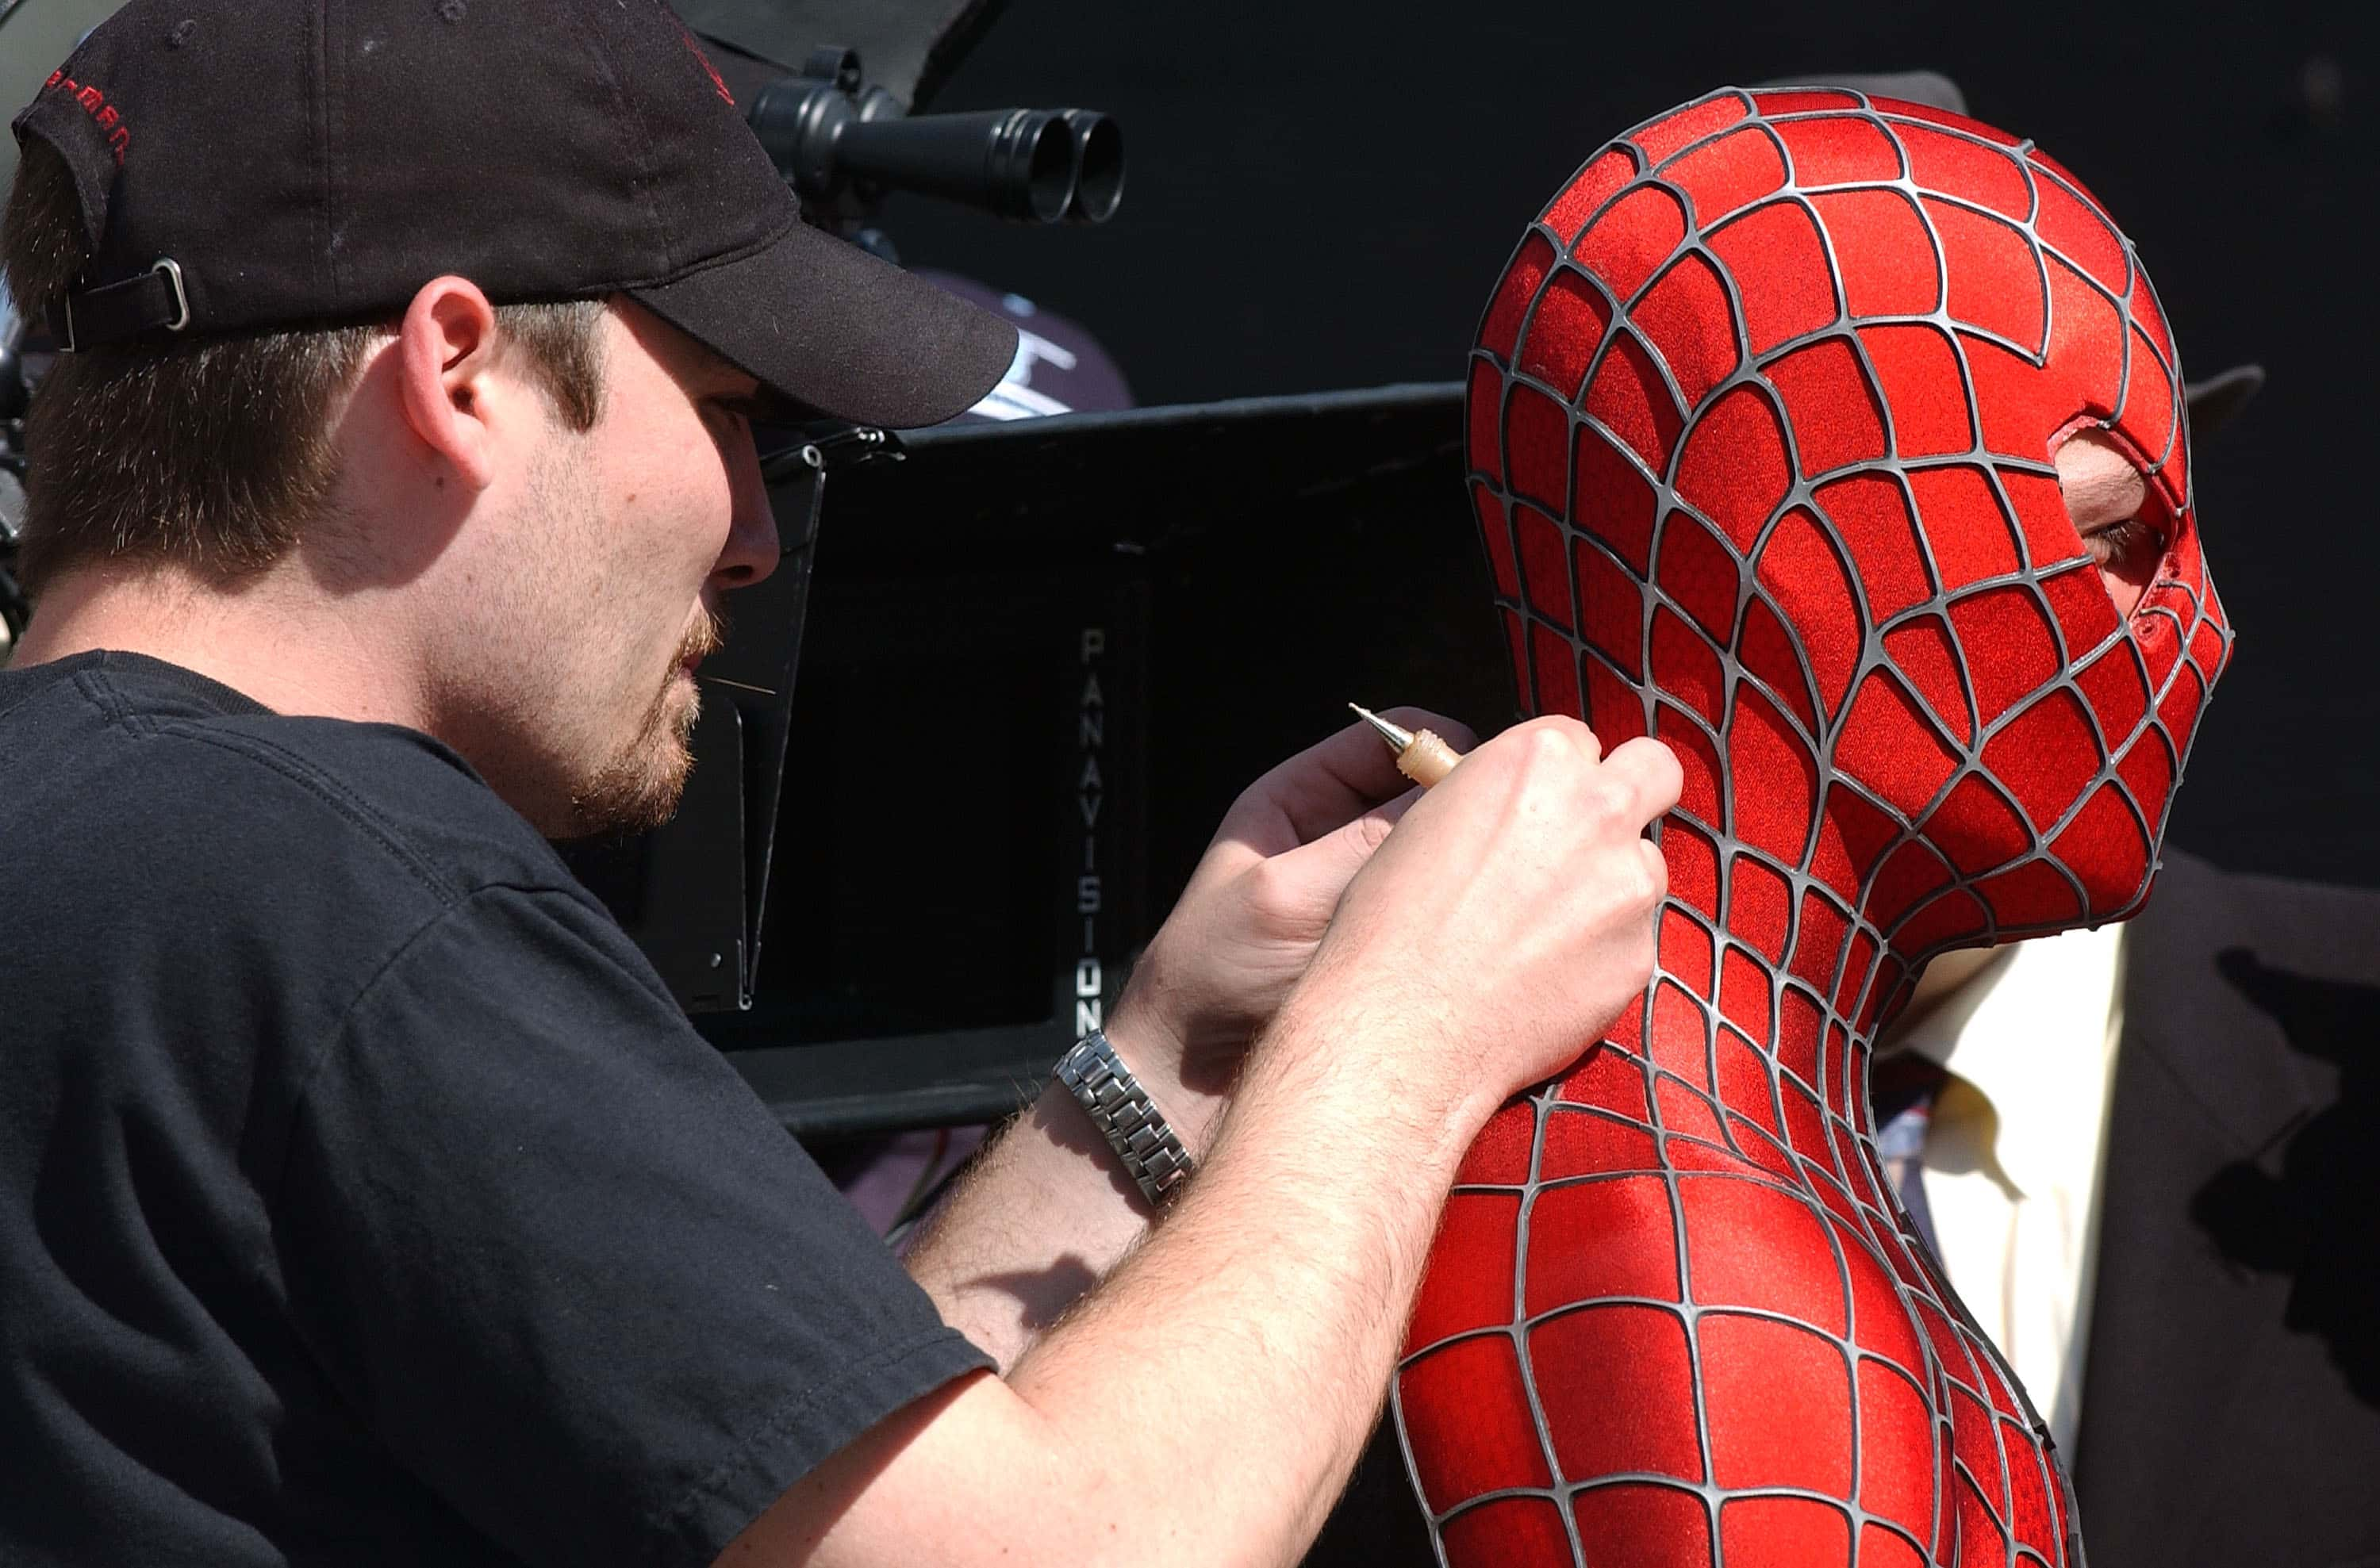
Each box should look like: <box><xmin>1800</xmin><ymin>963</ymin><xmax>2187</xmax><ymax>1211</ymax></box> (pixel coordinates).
<box><xmin>1393</xmin><ymin>87</ymin><xmax>2229</xmax><ymax>1567</ymax></box>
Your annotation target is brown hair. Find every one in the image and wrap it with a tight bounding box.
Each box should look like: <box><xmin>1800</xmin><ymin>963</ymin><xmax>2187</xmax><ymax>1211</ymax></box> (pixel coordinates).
<box><xmin>1</xmin><ymin>138</ymin><xmax>608</xmax><ymax>594</ymax></box>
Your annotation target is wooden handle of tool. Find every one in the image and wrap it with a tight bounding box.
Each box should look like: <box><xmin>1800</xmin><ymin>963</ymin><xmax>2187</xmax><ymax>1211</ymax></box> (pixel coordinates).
<box><xmin>1397</xmin><ymin>729</ymin><xmax>1462</xmax><ymax>788</ymax></box>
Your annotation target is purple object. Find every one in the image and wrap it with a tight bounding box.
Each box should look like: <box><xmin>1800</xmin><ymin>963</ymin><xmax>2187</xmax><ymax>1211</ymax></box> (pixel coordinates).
<box><xmin>915</xmin><ymin>270</ymin><xmax>1136</xmax><ymax>420</ymax></box>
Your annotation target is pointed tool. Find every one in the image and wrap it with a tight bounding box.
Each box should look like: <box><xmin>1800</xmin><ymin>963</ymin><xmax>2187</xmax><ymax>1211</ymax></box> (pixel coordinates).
<box><xmin>1349</xmin><ymin>703</ymin><xmax>1465</xmax><ymax>788</ymax></box>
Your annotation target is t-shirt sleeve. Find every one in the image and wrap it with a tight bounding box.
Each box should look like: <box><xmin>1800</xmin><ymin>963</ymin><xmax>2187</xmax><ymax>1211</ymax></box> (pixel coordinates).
<box><xmin>275</xmin><ymin>884</ymin><xmax>992</xmax><ymax>1568</ymax></box>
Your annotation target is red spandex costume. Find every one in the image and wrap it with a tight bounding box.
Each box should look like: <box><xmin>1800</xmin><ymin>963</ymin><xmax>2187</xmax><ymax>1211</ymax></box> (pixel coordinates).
<box><xmin>1391</xmin><ymin>88</ymin><xmax>2231</xmax><ymax>1567</ymax></box>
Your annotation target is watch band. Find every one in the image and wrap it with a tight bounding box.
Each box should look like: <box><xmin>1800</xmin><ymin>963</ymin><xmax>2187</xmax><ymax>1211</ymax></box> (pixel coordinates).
<box><xmin>1054</xmin><ymin>1030</ymin><xmax>1195</xmax><ymax>1207</ymax></box>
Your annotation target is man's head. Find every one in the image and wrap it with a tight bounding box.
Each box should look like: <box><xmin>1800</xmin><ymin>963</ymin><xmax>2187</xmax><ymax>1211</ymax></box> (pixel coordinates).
<box><xmin>324</xmin><ymin>279</ymin><xmax>777</xmax><ymax>841</ymax></box>
<box><xmin>1468</xmin><ymin>87</ymin><xmax>2232</xmax><ymax>1010</ymax></box>
<box><xmin>3</xmin><ymin>0</ymin><xmax>1018</xmax><ymax>836</ymax></box>
<box><xmin>4</xmin><ymin>142</ymin><xmax>756</xmax><ymax>835</ymax></box>
<box><xmin>0</xmin><ymin>137</ymin><xmax>608</xmax><ymax>593</ymax></box>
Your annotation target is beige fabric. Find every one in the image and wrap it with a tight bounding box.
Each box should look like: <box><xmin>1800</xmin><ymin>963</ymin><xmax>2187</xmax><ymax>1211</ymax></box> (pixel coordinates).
<box><xmin>1892</xmin><ymin>922</ymin><xmax>2128</xmax><ymax>1455</ymax></box>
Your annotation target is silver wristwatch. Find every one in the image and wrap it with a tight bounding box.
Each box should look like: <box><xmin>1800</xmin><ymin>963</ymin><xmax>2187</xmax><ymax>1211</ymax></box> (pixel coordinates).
<box><xmin>1054</xmin><ymin>1030</ymin><xmax>1195</xmax><ymax>1207</ymax></box>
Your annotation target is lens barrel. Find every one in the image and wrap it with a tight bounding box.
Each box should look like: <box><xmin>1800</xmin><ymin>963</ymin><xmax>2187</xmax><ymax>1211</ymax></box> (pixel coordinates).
<box><xmin>836</xmin><ymin>109</ymin><xmax>1077</xmax><ymax>223</ymax></box>
<box><xmin>1058</xmin><ymin>110</ymin><xmax>1124</xmax><ymax>224</ymax></box>
<box><xmin>747</xmin><ymin>60</ymin><xmax>1123</xmax><ymax>227</ymax></box>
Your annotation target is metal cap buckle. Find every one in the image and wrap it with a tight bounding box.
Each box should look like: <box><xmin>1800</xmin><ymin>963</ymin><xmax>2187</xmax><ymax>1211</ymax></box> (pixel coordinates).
<box><xmin>57</xmin><ymin>258</ymin><xmax>190</xmax><ymax>353</ymax></box>
<box><xmin>151</xmin><ymin>258</ymin><xmax>191</xmax><ymax>333</ymax></box>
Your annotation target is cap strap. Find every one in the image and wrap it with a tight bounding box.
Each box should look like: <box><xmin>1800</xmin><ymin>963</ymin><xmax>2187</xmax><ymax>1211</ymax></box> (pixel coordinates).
<box><xmin>51</xmin><ymin>259</ymin><xmax>190</xmax><ymax>352</ymax></box>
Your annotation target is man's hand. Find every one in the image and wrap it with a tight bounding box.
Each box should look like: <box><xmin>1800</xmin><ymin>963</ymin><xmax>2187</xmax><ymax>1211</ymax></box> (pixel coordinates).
<box><xmin>1270</xmin><ymin>714</ymin><xmax>1681</xmax><ymax>1133</ymax></box>
<box><xmin>1104</xmin><ymin>707</ymin><xmax>1476</xmax><ymax>1146</ymax></box>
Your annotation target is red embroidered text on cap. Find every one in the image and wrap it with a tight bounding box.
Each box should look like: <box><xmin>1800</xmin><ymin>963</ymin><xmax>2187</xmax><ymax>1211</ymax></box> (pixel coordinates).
<box><xmin>41</xmin><ymin>71</ymin><xmax>132</xmax><ymax>164</ymax></box>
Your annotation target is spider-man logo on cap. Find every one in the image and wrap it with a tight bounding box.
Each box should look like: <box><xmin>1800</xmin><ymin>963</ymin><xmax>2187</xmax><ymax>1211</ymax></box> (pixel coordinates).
<box><xmin>1393</xmin><ymin>86</ymin><xmax>2230</xmax><ymax>1567</ymax></box>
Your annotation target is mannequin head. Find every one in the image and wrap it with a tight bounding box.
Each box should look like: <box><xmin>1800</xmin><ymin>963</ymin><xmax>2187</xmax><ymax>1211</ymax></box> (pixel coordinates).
<box><xmin>1469</xmin><ymin>88</ymin><xmax>2230</xmax><ymax>1026</ymax></box>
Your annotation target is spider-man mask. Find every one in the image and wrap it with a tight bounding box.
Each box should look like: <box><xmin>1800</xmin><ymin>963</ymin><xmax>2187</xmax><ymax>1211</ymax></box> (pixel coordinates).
<box><xmin>1469</xmin><ymin>86</ymin><xmax>2232</xmax><ymax>987</ymax></box>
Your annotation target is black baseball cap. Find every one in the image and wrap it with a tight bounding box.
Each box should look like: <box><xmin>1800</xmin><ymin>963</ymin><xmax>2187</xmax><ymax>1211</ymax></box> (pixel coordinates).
<box><xmin>9</xmin><ymin>0</ymin><xmax>1019</xmax><ymax>428</ymax></box>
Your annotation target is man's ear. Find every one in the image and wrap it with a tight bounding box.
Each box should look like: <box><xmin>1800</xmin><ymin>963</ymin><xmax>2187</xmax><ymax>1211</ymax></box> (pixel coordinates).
<box><xmin>395</xmin><ymin>277</ymin><xmax>503</xmax><ymax>491</ymax></box>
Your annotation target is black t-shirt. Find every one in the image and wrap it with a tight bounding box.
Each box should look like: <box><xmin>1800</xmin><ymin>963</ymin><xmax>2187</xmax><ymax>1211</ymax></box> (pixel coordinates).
<box><xmin>0</xmin><ymin>652</ymin><xmax>989</xmax><ymax>1566</ymax></box>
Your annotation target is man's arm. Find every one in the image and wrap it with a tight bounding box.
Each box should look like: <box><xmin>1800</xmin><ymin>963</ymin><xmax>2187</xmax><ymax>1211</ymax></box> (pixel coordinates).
<box><xmin>723</xmin><ymin>715</ymin><xmax>1681</xmax><ymax>1566</ymax></box>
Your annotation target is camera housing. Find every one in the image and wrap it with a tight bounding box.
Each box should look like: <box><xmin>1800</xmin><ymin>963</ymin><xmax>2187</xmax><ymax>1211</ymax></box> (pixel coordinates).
<box><xmin>604</xmin><ymin>385</ymin><xmax>1509</xmax><ymax>1138</ymax></box>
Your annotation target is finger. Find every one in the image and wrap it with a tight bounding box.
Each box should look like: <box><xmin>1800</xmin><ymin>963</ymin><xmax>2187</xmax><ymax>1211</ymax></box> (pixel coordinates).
<box><xmin>1212</xmin><ymin>707</ymin><xmax>1476</xmax><ymax>860</ymax></box>
<box><xmin>1638</xmin><ymin>836</ymin><xmax>1670</xmax><ymax>904</ymax></box>
<box><xmin>1487</xmin><ymin>713</ymin><xmax>1603</xmax><ymax>769</ymax></box>
<box><xmin>1260</xmin><ymin>784</ymin><xmax>1427</xmax><ymax>906</ymax></box>
<box><xmin>1599</xmin><ymin>735</ymin><xmax>1685</xmax><ymax>822</ymax></box>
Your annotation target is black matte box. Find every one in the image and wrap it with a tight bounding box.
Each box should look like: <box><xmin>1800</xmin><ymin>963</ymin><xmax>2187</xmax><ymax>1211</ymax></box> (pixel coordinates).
<box><xmin>597</xmin><ymin>383</ymin><xmax>1513</xmax><ymax>1136</ymax></box>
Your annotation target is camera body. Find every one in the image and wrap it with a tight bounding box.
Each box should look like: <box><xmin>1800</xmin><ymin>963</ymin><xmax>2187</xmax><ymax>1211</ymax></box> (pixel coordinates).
<box><xmin>673</xmin><ymin>386</ymin><xmax>1503</xmax><ymax>1137</ymax></box>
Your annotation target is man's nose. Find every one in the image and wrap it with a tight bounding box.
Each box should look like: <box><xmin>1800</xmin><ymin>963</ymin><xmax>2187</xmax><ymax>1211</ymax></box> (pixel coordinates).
<box><xmin>711</xmin><ymin>427</ymin><xmax>780</xmax><ymax>589</ymax></box>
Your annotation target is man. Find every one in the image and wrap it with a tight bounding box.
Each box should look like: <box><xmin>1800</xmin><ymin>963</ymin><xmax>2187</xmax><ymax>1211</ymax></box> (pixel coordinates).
<box><xmin>0</xmin><ymin>2</ymin><xmax>1684</xmax><ymax>1564</ymax></box>
<box><xmin>1307</xmin><ymin>70</ymin><xmax>2378</xmax><ymax>1568</ymax></box>
<box><xmin>1786</xmin><ymin>71</ymin><xmax>2380</xmax><ymax>1566</ymax></box>
<box><xmin>1310</xmin><ymin>393</ymin><xmax>2380</xmax><ymax>1566</ymax></box>
<box><xmin>1853</xmin><ymin>399</ymin><xmax>2379</xmax><ymax>1561</ymax></box>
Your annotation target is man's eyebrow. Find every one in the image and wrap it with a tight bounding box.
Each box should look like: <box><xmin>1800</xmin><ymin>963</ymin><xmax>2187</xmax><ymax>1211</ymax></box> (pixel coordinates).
<box><xmin>689</xmin><ymin>366</ymin><xmax>770</xmax><ymax>418</ymax></box>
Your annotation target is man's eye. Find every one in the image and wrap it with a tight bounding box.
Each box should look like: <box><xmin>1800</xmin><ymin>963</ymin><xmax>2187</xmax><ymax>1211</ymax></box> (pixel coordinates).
<box><xmin>704</xmin><ymin>395</ymin><xmax>764</xmax><ymax>428</ymax></box>
<box><xmin>2084</xmin><ymin>517</ymin><xmax>2161</xmax><ymax>570</ymax></box>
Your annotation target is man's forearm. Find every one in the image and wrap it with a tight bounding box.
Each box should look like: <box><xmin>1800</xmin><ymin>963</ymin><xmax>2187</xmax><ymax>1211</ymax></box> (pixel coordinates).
<box><xmin>902</xmin><ymin>710</ymin><xmax>1453</xmax><ymax>1369</ymax></box>
<box><xmin>762</xmin><ymin>998</ymin><xmax>1480</xmax><ymax>1567</ymax></box>
<box><xmin>996</xmin><ymin>1002</ymin><xmax>1483</xmax><ymax>1562</ymax></box>
<box><xmin>878</xmin><ymin>992</ymin><xmax>1483</xmax><ymax>1566</ymax></box>
<box><xmin>903</xmin><ymin>1024</ymin><xmax>1228</xmax><ymax>1371</ymax></box>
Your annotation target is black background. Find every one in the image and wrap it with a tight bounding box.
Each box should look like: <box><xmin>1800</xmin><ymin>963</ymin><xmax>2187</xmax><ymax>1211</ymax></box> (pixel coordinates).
<box><xmin>876</xmin><ymin>0</ymin><xmax>2380</xmax><ymax>891</ymax></box>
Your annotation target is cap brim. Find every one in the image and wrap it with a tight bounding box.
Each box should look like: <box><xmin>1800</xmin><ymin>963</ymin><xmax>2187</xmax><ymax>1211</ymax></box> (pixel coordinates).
<box><xmin>1756</xmin><ymin>71</ymin><xmax>1969</xmax><ymax>116</ymax></box>
<box><xmin>629</xmin><ymin>217</ymin><xmax>1018</xmax><ymax>429</ymax></box>
<box><xmin>2183</xmin><ymin>363</ymin><xmax>2265</xmax><ymax>441</ymax></box>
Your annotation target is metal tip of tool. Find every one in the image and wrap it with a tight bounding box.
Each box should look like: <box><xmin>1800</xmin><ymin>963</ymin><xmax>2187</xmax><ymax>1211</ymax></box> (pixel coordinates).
<box><xmin>1348</xmin><ymin>701</ymin><xmax>1417</xmax><ymax>753</ymax></box>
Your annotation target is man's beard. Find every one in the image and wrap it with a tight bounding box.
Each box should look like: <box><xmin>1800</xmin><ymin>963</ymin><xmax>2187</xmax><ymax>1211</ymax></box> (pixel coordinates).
<box><xmin>566</xmin><ymin>605</ymin><xmax>727</xmax><ymax>837</ymax></box>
